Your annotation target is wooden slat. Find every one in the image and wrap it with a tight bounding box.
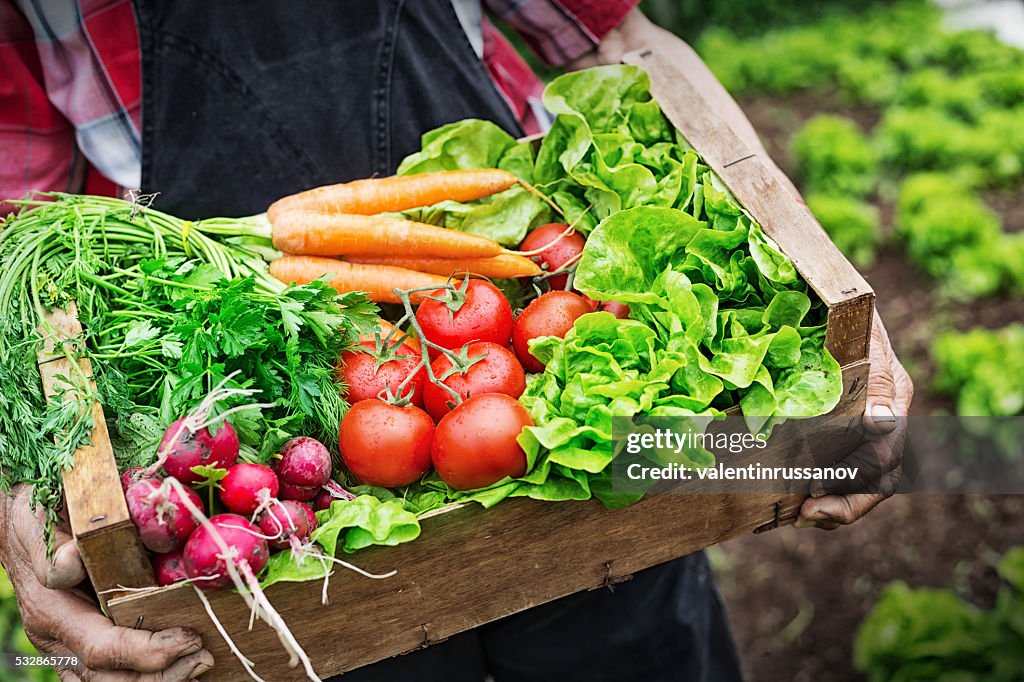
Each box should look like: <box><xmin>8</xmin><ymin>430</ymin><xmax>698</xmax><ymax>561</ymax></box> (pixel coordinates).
<box><xmin>622</xmin><ymin>48</ymin><xmax>875</xmax><ymax>365</ymax></box>
<box><xmin>108</xmin><ymin>360</ymin><xmax>869</xmax><ymax>680</ymax></box>
<box><xmin>37</xmin><ymin>305</ymin><xmax>155</xmax><ymax>605</ymax></box>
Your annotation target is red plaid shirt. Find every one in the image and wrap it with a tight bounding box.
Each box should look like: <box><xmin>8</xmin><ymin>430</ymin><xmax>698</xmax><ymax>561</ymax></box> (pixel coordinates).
<box><xmin>0</xmin><ymin>0</ymin><xmax>637</xmax><ymax>214</ymax></box>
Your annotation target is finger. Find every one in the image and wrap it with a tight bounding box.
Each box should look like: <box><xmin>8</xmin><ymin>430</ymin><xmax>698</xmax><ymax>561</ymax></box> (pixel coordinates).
<box><xmin>12</xmin><ymin>494</ymin><xmax>87</xmax><ymax>590</ymax></box>
<box><xmin>55</xmin><ymin>600</ymin><xmax>202</xmax><ymax>674</ymax></box>
<box><xmin>795</xmin><ymin>492</ymin><xmax>886</xmax><ymax>530</ymax></box>
<box><xmin>146</xmin><ymin>650</ymin><xmax>214</xmax><ymax>681</ymax></box>
<box><xmin>863</xmin><ymin>312</ymin><xmax>899</xmax><ymax>435</ymax></box>
<box><xmin>57</xmin><ymin>670</ymin><xmax>84</xmax><ymax>681</ymax></box>
<box><xmin>73</xmin><ymin>651</ymin><xmax>214</xmax><ymax>682</ymax></box>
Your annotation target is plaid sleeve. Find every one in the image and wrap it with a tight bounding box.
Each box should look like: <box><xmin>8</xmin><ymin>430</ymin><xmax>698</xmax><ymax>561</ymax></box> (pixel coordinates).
<box><xmin>483</xmin><ymin>0</ymin><xmax>639</xmax><ymax>66</ymax></box>
<box><xmin>0</xmin><ymin>0</ymin><xmax>81</xmax><ymax>214</ymax></box>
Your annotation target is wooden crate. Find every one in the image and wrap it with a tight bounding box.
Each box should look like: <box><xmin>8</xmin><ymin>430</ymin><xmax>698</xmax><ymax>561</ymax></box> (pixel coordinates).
<box><xmin>40</xmin><ymin>48</ymin><xmax>873</xmax><ymax>680</ymax></box>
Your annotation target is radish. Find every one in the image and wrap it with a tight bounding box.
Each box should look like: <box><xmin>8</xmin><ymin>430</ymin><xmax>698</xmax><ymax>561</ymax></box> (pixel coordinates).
<box><xmin>146</xmin><ymin>373</ymin><xmax>272</xmax><ymax>484</ymax></box>
<box><xmin>121</xmin><ymin>467</ymin><xmax>160</xmax><ymax>493</ymax></box>
<box><xmin>183</xmin><ymin>514</ymin><xmax>269</xmax><ymax>591</ymax></box>
<box><xmin>125</xmin><ymin>478</ymin><xmax>204</xmax><ymax>553</ymax></box>
<box><xmin>219</xmin><ymin>463</ymin><xmax>279</xmax><ymax>515</ymax></box>
<box><xmin>274</xmin><ymin>437</ymin><xmax>332</xmax><ymax>489</ymax></box>
<box><xmin>279</xmin><ymin>481</ymin><xmax>320</xmax><ymax>502</ymax></box>
<box><xmin>258</xmin><ymin>500</ymin><xmax>313</xmax><ymax>550</ymax></box>
<box><xmin>152</xmin><ymin>549</ymin><xmax>188</xmax><ymax>586</ymax></box>
<box><xmin>304</xmin><ymin>503</ymin><xmax>319</xmax><ymax>532</ymax></box>
<box><xmin>159</xmin><ymin>418</ymin><xmax>239</xmax><ymax>484</ymax></box>
<box><xmin>313</xmin><ymin>479</ymin><xmax>356</xmax><ymax>510</ymax></box>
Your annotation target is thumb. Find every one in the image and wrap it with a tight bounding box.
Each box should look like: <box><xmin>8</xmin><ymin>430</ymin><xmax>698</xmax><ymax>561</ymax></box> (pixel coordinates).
<box><xmin>864</xmin><ymin>312</ymin><xmax>898</xmax><ymax>435</ymax></box>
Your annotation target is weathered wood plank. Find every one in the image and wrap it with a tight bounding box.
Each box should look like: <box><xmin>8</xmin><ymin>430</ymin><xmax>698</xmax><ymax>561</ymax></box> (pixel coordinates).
<box><xmin>38</xmin><ymin>305</ymin><xmax>155</xmax><ymax>606</ymax></box>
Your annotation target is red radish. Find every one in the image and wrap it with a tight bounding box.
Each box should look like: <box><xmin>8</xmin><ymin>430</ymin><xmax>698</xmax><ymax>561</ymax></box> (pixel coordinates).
<box><xmin>279</xmin><ymin>481</ymin><xmax>320</xmax><ymax>502</ymax></box>
<box><xmin>519</xmin><ymin>223</ymin><xmax>585</xmax><ymax>290</ymax></box>
<box><xmin>219</xmin><ymin>463</ymin><xmax>279</xmax><ymax>515</ymax></box>
<box><xmin>304</xmin><ymin>503</ymin><xmax>319</xmax><ymax>532</ymax></box>
<box><xmin>512</xmin><ymin>291</ymin><xmax>594</xmax><ymax>373</ymax></box>
<box><xmin>258</xmin><ymin>501</ymin><xmax>313</xmax><ymax>550</ymax></box>
<box><xmin>159</xmin><ymin>418</ymin><xmax>239</xmax><ymax>485</ymax></box>
<box><xmin>274</xmin><ymin>437</ymin><xmax>332</xmax><ymax>489</ymax></box>
<box><xmin>125</xmin><ymin>478</ymin><xmax>204</xmax><ymax>554</ymax></box>
<box><xmin>121</xmin><ymin>467</ymin><xmax>160</xmax><ymax>493</ymax></box>
<box><xmin>313</xmin><ymin>488</ymin><xmax>334</xmax><ymax>511</ymax></box>
<box><xmin>183</xmin><ymin>514</ymin><xmax>269</xmax><ymax>591</ymax></box>
<box><xmin>313</xmin><ymin>480</ymin><xmax>356</xmax><ymax>510</ymax></box>
<box><xmin>152</xmin><ymin>549</ymin><xmax>187</xmax><ymax>586</ymax></box>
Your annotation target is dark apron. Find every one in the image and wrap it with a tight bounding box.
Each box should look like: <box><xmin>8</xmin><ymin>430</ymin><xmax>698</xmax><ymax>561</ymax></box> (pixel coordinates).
<box><xmin>132</xmin><ymin>0</ymin><xmax>523</xmax><ymax>218</ymax></box>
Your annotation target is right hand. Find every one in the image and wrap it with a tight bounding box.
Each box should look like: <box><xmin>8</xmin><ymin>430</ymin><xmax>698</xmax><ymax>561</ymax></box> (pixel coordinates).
<box><xmin>0</xmin><ymin>485</ymin><xmax>214</xmax><ymax>680</ymax></box>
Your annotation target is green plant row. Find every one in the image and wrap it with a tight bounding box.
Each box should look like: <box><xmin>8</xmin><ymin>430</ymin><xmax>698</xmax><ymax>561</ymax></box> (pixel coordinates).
<box><xmin>932</xmin><ymin>324</ymin><xmax>1024</xmax><ymax>417</ymax></box>
<box><xmin>855</xmin><ymin>546</ymin><xmax>1024</xmax><ymax>681</ymax></box>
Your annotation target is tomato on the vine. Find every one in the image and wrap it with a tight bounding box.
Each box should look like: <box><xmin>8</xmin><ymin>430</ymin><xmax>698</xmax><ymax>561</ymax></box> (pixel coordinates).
<box><xmin>338</xmin><ymin>341</ymin><xmax>426</xmax><ymax>406</ymax></box>
<box><xmin>423</xmin><ymin>342</ymin><xmax>526</xmax><ymax>421</ymax></box>
<box><xmin>415</xmin><ymin>279</ymin><xmax>513</xmax><ymax>356</ymax></box>
<box><xmin>431</xmin><ymin>393</ymin><xmax>533</xmax><ymax>490</ymax></box>
<box><xmin>339</xmin><ymin>399</ymin><xmax>434</xmax><ymax>487</ymax></box>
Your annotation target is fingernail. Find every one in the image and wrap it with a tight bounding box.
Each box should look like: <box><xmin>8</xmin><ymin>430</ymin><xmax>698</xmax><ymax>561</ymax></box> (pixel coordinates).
<box><xmin>793</xmin><ymin>517</ymin><xmax>812</xmax><ymax>528</ymax></box>
<box><xmin>192</xmin><ymin>663</ymin><xmax>213</xmax><ymax>677</ymax></box>
<box><xmin>870</xmin><ymin>404</ymin><xmax>896</xmax><ymax>422</ymax></box>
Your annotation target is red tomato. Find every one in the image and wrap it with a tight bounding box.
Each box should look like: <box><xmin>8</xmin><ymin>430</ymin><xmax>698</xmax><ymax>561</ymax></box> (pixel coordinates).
<box><xmin>512</xmin><ymin>291</ymin><xmax>594</xmax><ymax>373</ymax></box>
<box><xmin>431</xmin><ymin>394</ymin><xmax>534</xmax><ymax>490</ymax></box>
<box><xmin>339</xmin><ymin>400</ymin><xmax>434</xmax><ymax>487</ymax></box>
<box><xmin>415</xmin><ymin>280</ymin><xmax>513</xmax><ymax>357</ymax></box>
<box><xmin>338</xmin><ymin>341</ymin><xmax>425</xmax><ymax>406</ymax></box>
<box><xmin>520</xmin><ymin>223</ymin><xmax>586</xmax><ymax>290</ymax></box>
<box><xmin>599</xmin><ymin>300</ymin><xmax>630</xmax><ymax>319</ymax></box>
<box><xmin>423</xmin><ymin>342</ymin><xmax>526</xmax><ymax>421</ymax></box>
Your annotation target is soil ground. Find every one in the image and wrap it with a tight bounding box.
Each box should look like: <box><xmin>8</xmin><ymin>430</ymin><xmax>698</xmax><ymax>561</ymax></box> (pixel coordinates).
<box><xmin>713</xmin><ymin>94</ymin><xmax>1024</xmax><ymax>681</ymax></box>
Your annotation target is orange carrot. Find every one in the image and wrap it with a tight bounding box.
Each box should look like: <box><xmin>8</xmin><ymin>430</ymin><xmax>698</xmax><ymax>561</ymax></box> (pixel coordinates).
<box><xmin>269</xmin><ymin>255</ymin><xmax>447</xmax><ymax>304</ymax></box>
<box><xmin>271</xmin><ymin>211</ymin><xmax>504</xmax><ymax>259</ymax></box>
<box><xmin>358</xmin><ymin>318</ymin><xmax>422</xmax><ymax>353</ymax></box>
<box><xmin>267</xmin><ymin>169</ymin><xmax>519</xmax><ymax>222</ymax></box>
<box><xmin>347</xmin><ymin>254</ymin><xmax>542</xmax><ymax>279</ymax></box>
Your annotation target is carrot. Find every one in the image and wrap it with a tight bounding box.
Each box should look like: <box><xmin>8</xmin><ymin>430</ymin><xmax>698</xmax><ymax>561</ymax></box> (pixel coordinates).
<box><xmin>359</xmin><ymin>318</ymin><xmax>422</xmax><ymax>353</ymax></box>
<box><xmin>271</xmin><ymin>211</ymin><xmax>504</xmax><ymax>259</ymax></box>
<box><xmin>267</xmin><ymin>169</ymin><xmax>519</xmax><ymax>222</ymax></box>
<box><xmin>347</xmin><ymin>254</ymin><xmax>542</xmax><ymax>279</ymax></box>
<box><xmin>269</xmin><ymin>255</ymin><xmax>448</xmax><ymax>304</ymax></box>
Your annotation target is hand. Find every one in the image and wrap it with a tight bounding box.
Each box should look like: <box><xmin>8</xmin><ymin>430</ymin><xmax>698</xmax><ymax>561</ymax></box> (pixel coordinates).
<box><xmin>0</xmin><ymin>485</ymin><xmax>214</xmax><ymax>680</ymax></box>
<box><xmin>796</xmin><ymin>311</ymin><xmax>913</xmax><ymax>530</ymax></box>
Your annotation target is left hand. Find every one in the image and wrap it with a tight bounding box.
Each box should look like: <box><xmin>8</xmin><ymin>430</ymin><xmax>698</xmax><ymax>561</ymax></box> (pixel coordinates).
<box><xmin>795</xmin><ymin>311</ymin><xmax>913</xmax><ymax>529</ymax></box>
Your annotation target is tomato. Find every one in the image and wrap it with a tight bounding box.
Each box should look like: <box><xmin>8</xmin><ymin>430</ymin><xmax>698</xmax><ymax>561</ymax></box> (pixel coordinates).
<box><xmin>339</xmin><ymin>400</ymin><xmax>434</xmax><ymax>487</ymax></box>
<box><xmin>415</xmin><ymin>279</ymin><xmax>513</xmax><ymax>356</ymax></box>
<box><xmin>512</xmin><ymin>291</ymin><xmax>594</xmax><ymax>373</ymax></box>
<box><xmin>599</xmin><ymin>300</ymin><xmax>630</xmax><ymax>319</ymax></box>
<box><xmin>519</xmin><ymin>223</ymin><xmax>586</xmax><ymax>291</ymax></box>
<box><xmin>338</xmin><ymin>341</ymin><xmax>426</xmax><ymax>406</ymax></box>
<box><xmin>431</xmin><ymin>394</ymin><xmax>534</xmax><ymax>490</ymax></box>
<box><xmin>423</xmin><ymin>342</ymin><xmax>526</xmax><ymax>421</ymax></box>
